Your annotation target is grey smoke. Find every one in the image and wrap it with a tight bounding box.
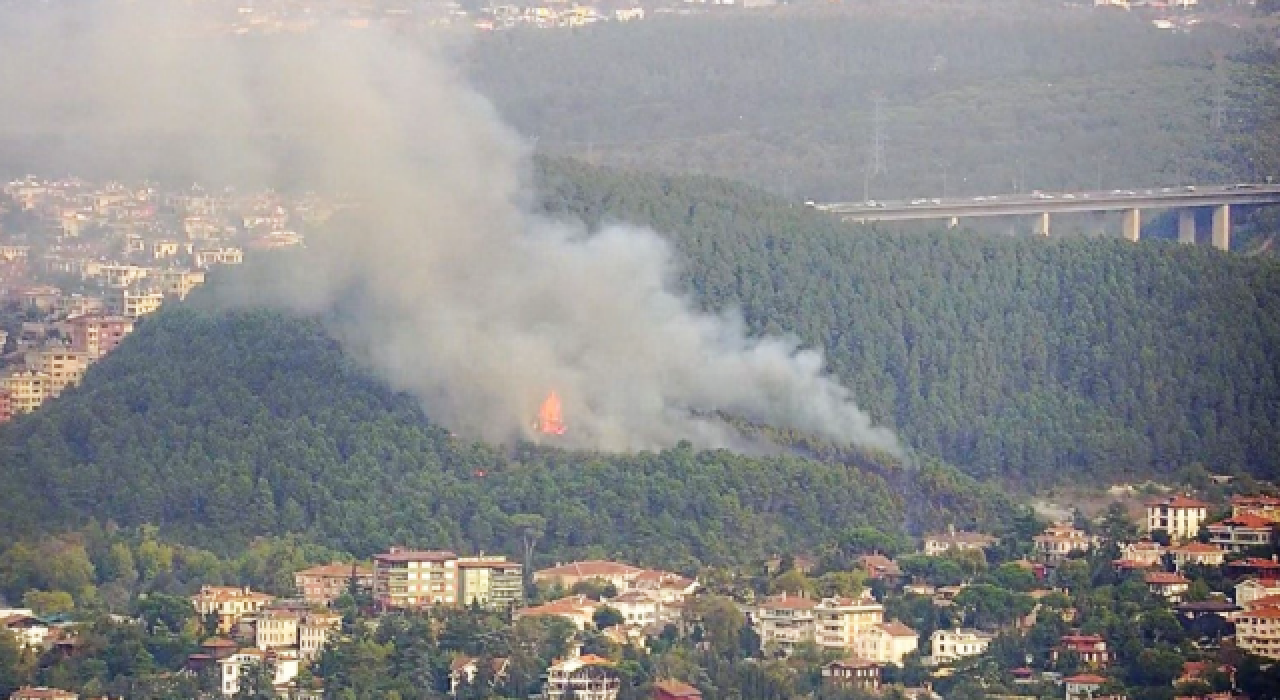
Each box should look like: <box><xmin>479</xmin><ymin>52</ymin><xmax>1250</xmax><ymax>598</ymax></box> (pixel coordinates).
<box><xmin>0</xmin><ymin>1</ymin><xmax>901</xmax><ymax>454</ymax></box>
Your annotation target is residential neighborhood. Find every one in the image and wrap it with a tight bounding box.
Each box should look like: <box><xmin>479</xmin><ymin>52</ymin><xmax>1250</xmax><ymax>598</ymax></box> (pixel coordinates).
<box><xmin>11</xmin><ymin>484</ymin><xmax>1280</xmax><ymax>698</ymax></box>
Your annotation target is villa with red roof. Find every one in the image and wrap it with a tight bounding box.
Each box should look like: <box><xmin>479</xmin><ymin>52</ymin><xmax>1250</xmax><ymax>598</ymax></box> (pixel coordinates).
<box><xmin>1169</xmin><ymin>542</ymin><xmax>1226</xmax><ymax>571</ymax></box>
<box><xmin>1145</xmin><ymin>495</ymin><xmax>1209</xmax><ymax>542</ymax></box>
<box><xmin>1232</xmin><ymin>494</ymin><xmax>1280</xmax><ymax>522</ymax></box>
<box><xmin>1237</xmin><ymin>578</ymin><xmax>1280</xmax><ymax>607</ymax></box>
<box><xmin>652</xmin><ymin>679</ymin><xmax>703</xmax><ymax>700</ymax></box>
<box><xmin>534</xmin><ymin>561</ymin><xmax>645</xmax><ymax>589</ymax></box>
<box><xmin>1207</xmin><ymin>514</ymin><xmax>1277</xmax><ymax>552</ymax></box>
<box><xmin>1063</xmin><ymin>674</ymin><xmax>1107</xmax><ymax>700</ymax></box>
<box><xmin>1052</xmin><ymin>634</ymin><xmax>1111</xmax><ymax>667</ymax></box>
<box><xmin>1145</xmin><ymin>571</ymin><xmax>1191</xmax><ymax>602</ymax></box>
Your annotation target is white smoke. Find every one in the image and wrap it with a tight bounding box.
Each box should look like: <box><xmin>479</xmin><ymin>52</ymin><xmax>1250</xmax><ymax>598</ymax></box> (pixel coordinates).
<box><xmin>0</xmin><ymin>1</ymin><xmax>900</xmax><ymax>454</ymax></box>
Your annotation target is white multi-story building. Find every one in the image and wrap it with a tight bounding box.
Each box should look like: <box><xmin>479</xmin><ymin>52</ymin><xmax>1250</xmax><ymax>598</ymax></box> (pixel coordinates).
<box><xmin>542</xmin><ymin>655</ymin><xmax>620</xmax><ymax>700</ymax></box>
<box><xmin>1145</xmin><ymin>495</ymin><xmax>1209</xmax><ymax>542</ymax></box>
<box><xmin>752</xmin><ymin>594</ymin><xmax>818</xmax><ymax>654</ymax></box>
<box><xmin>814</xmin><ymin>593</ymin><xmax>885</xmax><ymax>652</ymax></box>
<box><xmin>930</xmin><ymin>628</ymin><xmax>993</xmax><ymax>664</ymax></box>
<box><xmin>372</xmin><ymin>548</ymin><xmax>458</xmax><ymax>608</ymax></box>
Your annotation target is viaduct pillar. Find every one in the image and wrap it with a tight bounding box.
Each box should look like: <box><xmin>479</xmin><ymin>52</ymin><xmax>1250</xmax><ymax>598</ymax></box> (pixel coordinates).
<box><xmin>1035</xmin><ymin>211</ymin><xmax>1050</xmax><ymax>237</ymax></box>
<box><xmin>1178</xmin><ymin>209</ymin><xmax>1197</xmax><ymax>244</ymax></box>
<box><xmin>1122</xmin><ymin>208</ymin><xmax>1142</xmax><ymax>242</ymax></box>
<box><xmin>1212</xmin><ymin>204</ymin><xmax>1231</xmax><ymax>251</ymax></box>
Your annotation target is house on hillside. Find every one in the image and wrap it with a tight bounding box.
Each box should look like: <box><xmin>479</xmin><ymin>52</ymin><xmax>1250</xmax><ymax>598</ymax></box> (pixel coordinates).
<box><xmin>821</xmin><ymin>658</ymin><xmax>882</xmax><ymax>691</ymax></box>
<box><xmin>1208</xmin><ymin>514</ymin><xmax>1276</xmax><ymax>552</ymax></box>
<box><xmin>1145</xmin><ymin>572</ymin><xmax>1191</xmax><ymax>602</ymax></box>
<box><xmin>542</xmin><ymin>655</ymin><xmax>621</xmax><ymax>700</ymax></box>
<box><xmin>652</xmin><ymin>679</ymin><xmax>702</xmax><ymax>700</ymax></box>
<box><xmin>922</xmin><ymin>526</ymin><xmax>997</xmax><ymax>557</ymax></box>
<box><xmin>1145</xmin><ymin>495</ymin><xmax>1209</xmax><ymax>542</ymax></box>
<box><xmin>449</xmin><ymin>656</ymin><xmax>509</xmax><ymax>696</ymax></box>
<box><xmin>1169</xmin><ymin>542</ymin><xmax>1225</xmax><ymax>571</ymax></box>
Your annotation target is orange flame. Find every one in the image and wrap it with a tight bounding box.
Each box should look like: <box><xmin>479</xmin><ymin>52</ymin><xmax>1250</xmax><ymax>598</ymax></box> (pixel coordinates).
<box><xmin>536</xmin><ymin>390</ymin><xmax>567</xmax><ymax>436</ymax></box>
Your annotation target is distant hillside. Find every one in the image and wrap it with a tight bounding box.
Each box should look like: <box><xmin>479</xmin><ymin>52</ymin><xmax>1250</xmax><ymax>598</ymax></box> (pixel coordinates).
<box><xmin>0</xmin><ymin>308</ymin><xmax>1009</xmax><ymax>563</ymax></box>
<box><xmin>535</xmin><ymin>158</ymin><xmax>1280</xmax><ymax>484</ymax></box>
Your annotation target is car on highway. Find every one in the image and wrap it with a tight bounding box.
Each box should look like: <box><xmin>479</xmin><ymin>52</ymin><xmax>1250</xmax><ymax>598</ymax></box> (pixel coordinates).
<box><xmin>1062</xmin><ymin>193</ymin><xmax>1076</xmax><ymax>199</ymax></box>
<box><xmin>1184</xmin><ymin>186</ymin><xmax>1196</xmax><ymax>192</ymax></box>
<box><xmin>1229</xmin><ymin>183</ymin><xmax>1259</xmax><ymax>190</ymax></box>
<box><xmin>910</xmin><ymin>198</ymin><xmax>928</xmax><ymax>205</ymax></box>
<box><xmin>930</xmin><ymin>198</ymin><xmax>941</xmax><ymax>205</ymax></box>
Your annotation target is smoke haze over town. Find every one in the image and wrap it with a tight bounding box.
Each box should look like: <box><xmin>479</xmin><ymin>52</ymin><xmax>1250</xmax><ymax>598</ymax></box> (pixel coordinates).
<box><xmin>0</xmin><ymin>0</ymin><xmax>901</xmax><ymax>453</ymax></box>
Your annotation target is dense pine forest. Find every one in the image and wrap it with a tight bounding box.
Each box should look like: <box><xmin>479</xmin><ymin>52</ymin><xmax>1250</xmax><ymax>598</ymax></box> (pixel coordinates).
<box><xmin>0</xmin><ymin>160</ymin><xmax>1277</xmax><ymax>562</ymax></box>
<box><xmin>0</xmin><ymin>307</ymin><xmax>1009</xmax><ymax>563</ymax></box>
<box><xmin>536</xmin><ymin>159</ymin><xmax>1280</xmax><ymax>483</ymax></box>
<box><xmin>467</xmin><ymin>11</ymin><xmax>1266</xmax><ymax>202</ymax></box>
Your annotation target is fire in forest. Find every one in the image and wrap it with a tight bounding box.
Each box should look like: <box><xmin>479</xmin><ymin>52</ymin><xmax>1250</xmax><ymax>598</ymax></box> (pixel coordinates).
<box><xmin>535</xmin><ymin>390</ymin><xmax>567</xmax><ymax>436</ymax></box>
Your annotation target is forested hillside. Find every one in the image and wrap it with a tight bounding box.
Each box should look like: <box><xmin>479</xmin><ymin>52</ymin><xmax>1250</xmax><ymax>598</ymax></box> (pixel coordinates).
<box><xmin>0</xmin><ymin>308</ymin><xmax>1009</xmax><ymax>562</ymax></box>
<box><xmin>468</xmin><ymin>10</ymin><xmax>1258</xmax><ymax>201</ymax></box>
<box><xmin>535</xmin><ymin>158</ymin><xmax>1280</xmax><ymax>483</ymax></box>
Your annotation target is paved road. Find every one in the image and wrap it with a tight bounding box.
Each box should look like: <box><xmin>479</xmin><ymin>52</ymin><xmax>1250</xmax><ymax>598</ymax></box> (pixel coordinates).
<box><xmin>816</xmin><ymin>184</ymin><xmax>1280</xmax><ymax>222</ymax></box>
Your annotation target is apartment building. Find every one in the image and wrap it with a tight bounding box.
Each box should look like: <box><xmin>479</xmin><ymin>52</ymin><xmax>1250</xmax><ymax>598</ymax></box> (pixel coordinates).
<box><xmin>195</xmin><ymin>247</ymin><xmax>244</xmax><ymax>267</ymax></box>
<box><xmin>107</xmin><ymin>288</ymin><xmax>164</xmax><ymax>318</ymax></box>
<box><xmin>1116</xmin><ymin>540</ymin><xmax>1165</xmax><ymax>567</ymax></box>
<box><xmin>1145</xmin><ymin>495</ymin><xmax>1209</xmax><ymax>542</ymax></box>
<box><xmin>542</xmin><ymin>655</ymin><xmax>620</xmax><ymax>700</ymax></box>
<box><xmin>24</xmin><ymin>347</ymin><xmax>89</xmax><ymax>398</ymax></box>
<box><xmin>856</xmin><ymin>622</ymin><xmax>919</xmax><ymax>665</ymax></box>
<box><xmin>252</xmin><ymin>608</ymin><xmax>340</xmax><ymax>659</ymax></box>
<box><xmin>372</xmin><ymin>548</ymin><xmax>459</xmax><ymax>609</ymax></box>
<box><xmin>813</xmin><ymin>593</ymin><xmax>884</xmax><ymax>653</ymax></box>
<box><xmin>1233</xmin><ymin>495</ymin><xmax>1280</xmax><ymax>522</ymax></box>
<box><xmin>294</xmin><ymin>562</ymin><xmax>373</xmax><ymax>606</ymax></box>
<box><xmin>157</xmin><ymin>268</ymin><xmax>206</xmax><ymax>300</ymax></box>
<box><xmin>191</xmin><ymin>586</ymin><xmax>275</xmax><ymax>634</ymax></box>
<box><xmin>1033</xmin><ymin>524</ymin><xmax>1095</xmax><ymax>562</ymax></box>
<box><xmin>752</xmin><ymin>593</ymin><xmax>818</xmax><ymax>654</ymax></box>
<box><xmin>97</xmin><ymin>264</ymin><xmax>151</xmax><ymax>288</ymax></box>
<box><xmin>821</xmin><ymin>659</ymin><xmax>881</xmax><ymax>691</ymax></box>
<box><xmin>1208</xmin><ymin>514</ymin><xmax>1276</xmax><ymax>553</ymax></box>
<box><xmin>1235</xmin><ymin>606</ymin><xmax>1280</xmax><ymax>660</ymax></box>
<box><xmin>67</xmin><ymin>315</ymin><xmax>134</xmax><ymax>361</ymax></box>
<box><xmin>457</xmin><ymin>556</ymin><xmax>524</xmax><ymax>610</ymax></box>
<box><xmin>0</xmin><ymin>371</ymin><xmax>48</xmax><ymax>414</ymax></box>
<box><xmin>55</xmin><ymin>294</ymin><xmax>104</xmax><ymax>318</ymax></box>
<box><xmin>930</xmin><ymin>628</ymin><xmax>994</xmax><ymax>664</ymax></box>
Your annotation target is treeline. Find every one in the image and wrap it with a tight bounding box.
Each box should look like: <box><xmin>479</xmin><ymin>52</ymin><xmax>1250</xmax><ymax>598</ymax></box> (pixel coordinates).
<box><xmin>0</xmin><ymin>307</ymin><xmax>1010</xmax><ymax>562</ymax></box>
<box><xmin>533</xmin><ymin>158</ymin><xmax>1280</xmax><ymax>483</ymax></box>
<box><xmin>467</xmin><ymin>11</ymin><xmax>1256</xmax><ymax>201</ymax></box>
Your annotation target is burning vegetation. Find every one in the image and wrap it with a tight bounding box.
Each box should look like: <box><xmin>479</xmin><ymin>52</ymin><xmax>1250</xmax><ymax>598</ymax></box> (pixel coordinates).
<box><xmin>536</xmin><ymin>390</ymin><xmax>567</xmax><ymax>436</ymax></box>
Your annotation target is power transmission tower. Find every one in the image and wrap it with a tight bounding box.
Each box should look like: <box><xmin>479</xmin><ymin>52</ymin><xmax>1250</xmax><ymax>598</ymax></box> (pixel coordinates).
<box><xmin>863</xmin><ymin>94</ymin><xmax>887</xmax><ymax>201</ymax></box>
<box><xmin>1211</xmin><ymin>55</ymin><xmax>1228</xmax><ymax>132</ymax></box>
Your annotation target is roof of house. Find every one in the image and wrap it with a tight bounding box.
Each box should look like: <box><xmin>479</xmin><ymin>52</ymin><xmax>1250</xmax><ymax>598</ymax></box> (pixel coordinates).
<box><xmin>825</xmin><ymin>658</ymin><xmax>881</xmax><ymax>670</ymax></box>
<box><xmin>1064</xmin><ymin>674</ymin><xmax>1108</xmax><ymax>685</ymax></box>
<box><xmin>924</xmin><ymin>531</ymin><xmax>997</xmax><ymax>545</ymax></box>
<box><xmin>536</xmin><ymin>561</ymin><xmax>643</xmax><ymax>579</ymax></box>
<box><xmin>759</xmin><ymin>594</ymin><xmax>817</xmax><ymax>611</ymax></box>
<box><xmin>609</xmin><ymin>591</ymin><xmax>657</xmax><ymax>604</ymax></box>
<box><xmin>1171</xmin><ymin>542</ymin><xmax>1224</xmax><ymax>554</ymax></box>
<box><xmin>201</xmin><ymin>637</ymin><xmax>238</xmax><ymax>649</ymax></box>
<box><xmin>653</xmin><ymin>679</ymin><xmax>704</xmax><ymax>698</ymax></box>
<box><xmin>1209</xmin><ymin>514</ymin><xmax>1277</xmax><ymax>529</ymax></box>
<box><xmin>295</xmin><ymin>563</ymin><xmax>373</xmax><ymax>578</ymax></box>
<box><xmin>877</xmin><ymin>621</ymin><xmax>917</xmax><ymax>637</ymax></box>
<box><xmin>1146</xmin><ymin>495</ymin><xmax>1210</xmax><ymax>509</ymax></box>
<box><xmin>1146</xmin><ymin>572</ymin><xmax>1190</xmax><ymax>585</ymax></box>
<box><xmin>1241</xmin><ymin>606</ymin><xmax>1280</xmax><ymax>620</ymax></box>
<box><xmin>858</xmin><ymin>554</ymin><xmax>902</xmax><ymax>575</ymax></box>
<box><xmin>373</xmin><ymin>549</ymin><xmax>457</xmax><ymax>563</ymax></box>
<box><xmin>1228</xmin><ymin>558</ymin><xmax>1280</xmax><ymax>570</ymax></box>
<box><xmin>1232</xmin><ymin>495</ymin><xmax>1280</xmax><ymax>507</ymax></box>
<box><xmin>10</xmin><ymin>687</ymin><xmax>78</xmax><ymax>699</ymax></box>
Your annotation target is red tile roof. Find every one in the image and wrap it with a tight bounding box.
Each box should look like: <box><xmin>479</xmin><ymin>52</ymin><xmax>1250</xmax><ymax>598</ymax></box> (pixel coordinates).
<box><xmin>1171</xmin><ymin>542</ymin><xmax>1224</xmax><ymax>554</ymax></box>
<box><xmin>1146</xmin><ymin>572</ymin><xmax>1190</xmax><ymax>585</ymax></box>
<box><xmin>535</xmin><ymin>560</ymin><xmax>645</xmax><ymax>578</ymax></box>
<box><xmin>1146</xmin><ymin>495</ymin><xmax>1209</xmax><ymax>509</ymax></box>
<box><xmin>1229</xmin><ymin>558</ymin><xmax>1280</xmax><ymax>570</ymax></box>
<box><xmin>1209</xmin><ymin>514</ymin><xmax>1277</xmax><ymax>529</ymax></box>
<box><xmin>877</xmin><ymin>621</ymin><xmax>917</xmax><ymax>637</ymax></box>
<box><xmin>1064</xmin><ymin>674</ymin><xmax>1108</xmax><ymax>685</ymax></box>
<box><xmin>653</xmin><ymin>679</ymin><xmax>703</xmax><ymax>698</ymax></box>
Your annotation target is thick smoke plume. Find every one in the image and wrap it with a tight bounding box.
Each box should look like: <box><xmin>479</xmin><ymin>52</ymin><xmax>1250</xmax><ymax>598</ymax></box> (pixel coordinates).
<box><xmin>0</xmin><ymin>1</ymin><xmax>900</xmax><ymax>454</ymax></box>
